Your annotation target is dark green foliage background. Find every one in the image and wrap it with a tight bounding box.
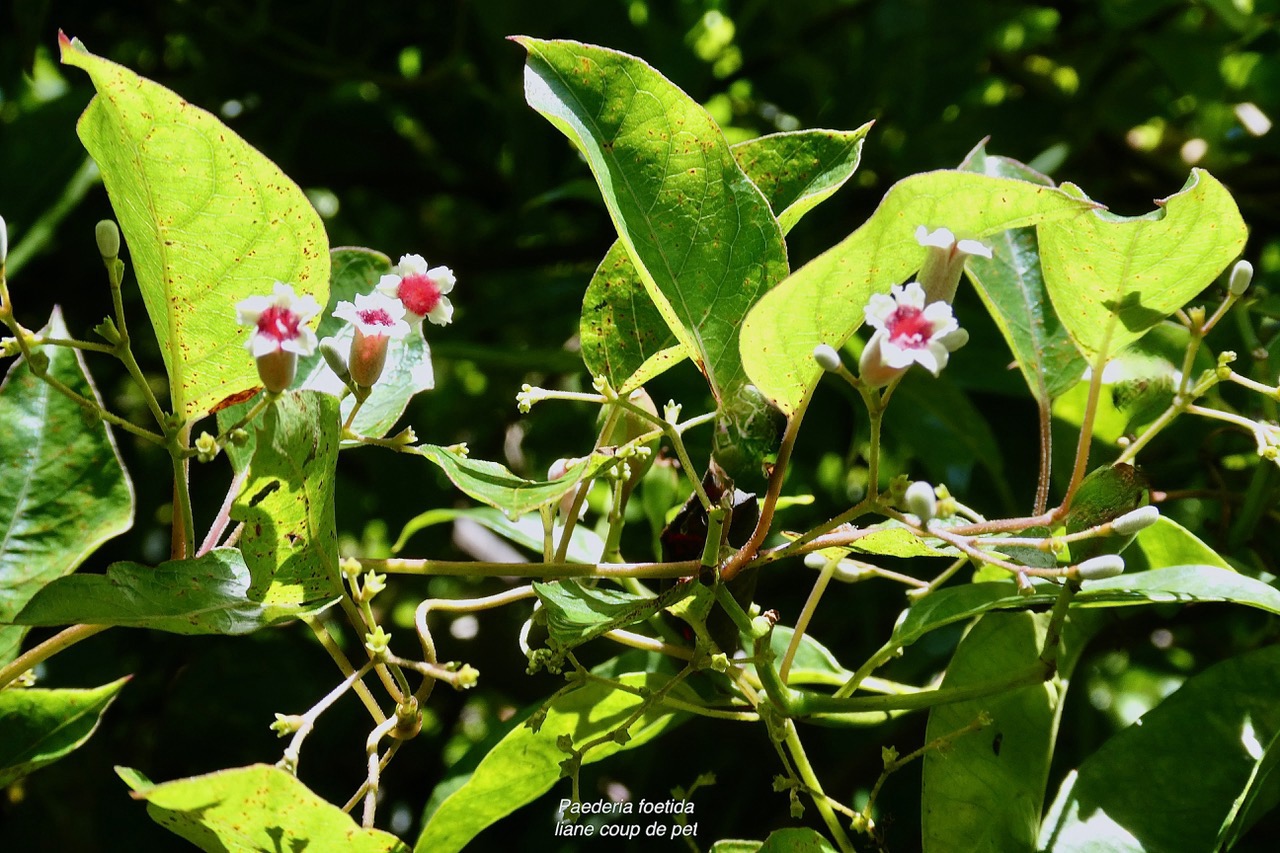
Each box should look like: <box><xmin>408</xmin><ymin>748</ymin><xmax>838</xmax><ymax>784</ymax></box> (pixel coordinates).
<box><xmin>2</xmin><ymin>1</ymin><xmax>1278</xmax><ymax>849</ymax></box>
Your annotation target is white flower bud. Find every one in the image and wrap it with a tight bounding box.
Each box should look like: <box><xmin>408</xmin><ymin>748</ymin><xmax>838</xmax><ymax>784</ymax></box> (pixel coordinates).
<box><xmin>1110</xmin><ymin>505</ymin><xmax>1160</xmax><ymax>537</ymax></box>
<box><xmin>803</xmin><ymin>552</ymin><xmax>829</xmax><ymax>570</ymax></box>
<box><xmin>0</xmin><ymin>214</ymin><xmax>7</xmax><ymax>264</ymax></box>
<box><xmin>1076</xmin><ymin>554</ymin><xmax>1125</xmax><ymax>580</ymax></box>
<box><xmin>95</xmin><ymin>220</ymin><xmax>120</xmax><ymax>260</ymax></box>
<box><xmin>904</xmin><ymin>481</ymin><xmax>937</xmax><ymax>523</ymax></box>
<box><xmin>813</xmin><ymin>343</ymin><xmax>843</xmax><ymax>372</ymax></box>
<box><xmin>1229</xmin><ymin>260</ymin><xmax>1253</xmax><ymax>297</ymax></box>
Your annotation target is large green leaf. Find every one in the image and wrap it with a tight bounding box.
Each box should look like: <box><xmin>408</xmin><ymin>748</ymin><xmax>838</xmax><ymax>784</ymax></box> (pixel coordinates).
<box><xmin>890</xmin><ymin>566</ymin><xmax>1280</xmax><ymax>653</ymax></box>
<box><xmin>580</xmin><ymin>127</ymin><xmax>871</xmax><ymax>392</ymax></box>
<box><xmin>959</xmin><ymin>144</ymin><xmax>1086</xmax><ymax>401</ymax></box>
<box><xmin>413</xmin><ymin>444</ymin><xmax>617</xmax><ymax>519</ymax></box>
<box><xmin>14</xmin><ymin>548</ymin><xmax>337</xmax><ymax>634</ymax></box>
<box><xmin>230</xmin><ymin>391</ymin><xmax>343</xmax><ymax>605</ymax></box>
<box><xmin>0</xmin><ymin>309</ymin><xmax>134</xmax><ymax>665</ymax></box>
<box><xmin>1038</xmin><ymin>169</ymin><xmax>1247</xmax><ymax>362</ymax></box>
<box><xmin>534</xmin><ymin>579</ymin><xmax>692</xmax><ymax>654</ymax></box>
<box><xmin>922</xmin><ymin>612</ymin><xmax>1058</xmax><ymax>852</ymax></box>
<box><xmin>741</xmin><ymin>170</ymin><xmax>1096</xmax><ymax>415</ymax></box>
<box><xmin>1126</xmin><ymin>516</ymin><xmax>1231</xmax><ymax>572</ymax></box>
<box><xmin>1039</xmin><ymin>644</ymin><xmax>1280</xmax><ymax>851</ymax></box>
<box><xmin>297</xmin><ymin>247</ymin><xmax>434</xmax><ymax>438</ymax></box>
<box><xmin>60</xmin><ymin>35</ymin><xmax>329</xmax><ymax>420</ymax></box>
<box><xmin>0</xmin><ymin>677</ymin><xmax>129</xmax><ymax>787</ymax></box>
<box><xmin>117</xmin><ymin>764</ymin><xmax>408</xmax><ymax>852</ymax></box>
<box><xmin>519</xmin><ymin>37</ymin><xmax>788</xmax><ymax>399</ymax></box>
<box><xmin>415</xmin><ymin>668</ymin><xmax>691</xmax><ymax>853</ymax></box>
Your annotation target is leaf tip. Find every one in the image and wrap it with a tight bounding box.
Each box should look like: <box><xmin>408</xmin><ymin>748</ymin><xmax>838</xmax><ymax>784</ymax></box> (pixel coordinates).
<box><xmin>57</xmin><ymin>31</ymin><xmax>85</xmax><ymax>62</ymax></box>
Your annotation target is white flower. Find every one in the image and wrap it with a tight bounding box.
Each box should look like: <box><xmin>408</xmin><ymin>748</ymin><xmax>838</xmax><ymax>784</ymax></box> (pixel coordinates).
<box><xmin>236</xmin><ymin>281</ymin><xmax>321</xmax><ymax>357</ymax></box>
<box><xmin>915</xmin><ymin>225</ymin><xmax>992</xmax><ymax>259</ymax></box>
<box><xmin>332</xmin><ymin>291</ymin><xmax>410</xmax><ymax>340</ymax></box>
<box><xmin>915</xmin><ymin>225</ymin><xmax>992</xmax><ymax>305</ymax></box>
<box><xmin>332</xmin><ymin>291</ymin><xmax>411</xmax><ymax>389</ymax></box>
<box><xmin>376</xmin><ymin>253</ymin><xmax>456</xmax><ymax>327</ymax></box>
<box><xmin>859</xmin><ymin>282</ymin><xmax>967</xmax><ymax>386</ymax></box>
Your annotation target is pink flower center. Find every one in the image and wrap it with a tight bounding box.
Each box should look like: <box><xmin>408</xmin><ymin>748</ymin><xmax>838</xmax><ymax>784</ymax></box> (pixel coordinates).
<box><xmin>885</xmin><ymin>306</ymin><xmax>932</xmax><ymax>349</ymax></box>
<box><xmin>397</xmin><ymin>273</ymin><xmax>441</xmax><ymax>316</ymax></box>
<box><xmin>256</xmin><ymin>305</ymin><xmax>301</xmax><ymax>343</ymax></box>
<box><xmin>358</xmin><ymin>307</ymin><xmax>396</xmax><ymax>329</ymax></box>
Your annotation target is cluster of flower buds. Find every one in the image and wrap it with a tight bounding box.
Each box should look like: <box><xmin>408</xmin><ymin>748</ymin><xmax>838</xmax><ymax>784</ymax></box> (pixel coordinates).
<box><xmin>236</xmin><ymin>253</ymin><xmax>456</xmax><ymax>396</ymax></box>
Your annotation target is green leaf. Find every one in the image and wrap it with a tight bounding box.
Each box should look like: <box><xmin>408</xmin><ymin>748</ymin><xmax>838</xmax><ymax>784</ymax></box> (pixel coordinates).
<box><xmin>392</xmin><ymin>507</ymin><xmax>605</xmax><ymax>563</ymax></box>
<box><xmin>60</xmin><ymin>35</ymin><xmax>329</xmax><ymax>420</ymax></box>
<box><xmin>923</xmin><ymin>612</ymin><xmax>1057</xmax><ymax>852</ymax></box>
<box><xmin>1039</xmin><ymin>645</ymin><xmax>1280</xmax><ymax>852</ymax></box>
<box><xmin>580</xmin><ymin>127</ymin><xmax>870</xmax><ymax>393</ymax></box>
<box><xmin>412</xmin><ymin>444</ymin><xmax>617</xmax><ymax>519</ymax></box>
<box><xmin>519</xmin><ymin>37</ymin><xmax>788</xmax><ymax>399</ymax></box>
<box><xmin>297</xmin><ymin>247</ymin><xmax>434</xmax><ymax>438</ymax></box>
<box><xmin>741</xmin><ymin>170</ymin><xmax>1096</xmax><ymax>415</ymax></box>
<box><xmin>848</xmin><ymin>525</ymin><xmax>955</xmax><ymax>559</ymax></box>
<box><xmin>117</xmin><ymin>763</ymin><xmax>408</xmax><ymax>852</ymax></box>
<box><xmin>14</xmin><ymin>548</ymin><xmax>337</xmax><ymax>634</ymax></box>
<box><xmin>1039</xmin><ymin>169</ymin><xmax>1247</xmax><ymax>362</ymax></box>
<box><xmin>414</xmin><ymin>669</ymin><xmax>690</xmax><ymax>853</ymax></box>
<box><xmin>1127</xmin><ymin>516</ymin><xmax>1232</xmax><ymax>572</ymax></box>
<box><xmin>230</xmin><ymin>391</ymin><xmax>343</xmax><ymax>605</ymax></box>
<box><xmin>0</xmin><ymin>308</ymin><xmax>134</xmax><ymax>665</ymax></box>
<box><xmin>0</xmin><ymin>677</ymin><xmax>129</xmax><ymax>786</ymax></box>
<box><xmin>959</xmin><ymin>144</ymin><xmax>1086</xmax><ymax>401</ymax></box>
<box><xmin>759</xmin><ymin>827</ymin><xmax>839</xmax><ymax>852</ymax></box>
<box><xmin>891</xmin><ymin>566</ymin><xmax>1280</xmax><ymax>652</ymax></box>
<box><xmin>768</xmin><ymin>626</ymin><xmax>853</xmax><ymax>686</ymax></box>
<box><xmin>534</xmin><ymin>579</ymin><xmax>693</xmax><ymax>654</ymax></box>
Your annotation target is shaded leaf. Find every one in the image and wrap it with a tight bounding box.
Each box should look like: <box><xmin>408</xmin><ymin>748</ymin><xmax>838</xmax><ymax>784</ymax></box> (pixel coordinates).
<box><xmin>1039</xmin><ymin>169</ymin><xmax>1247</xmax><ymax>362</ymax></box>
<box><xmin>1039</xmin><ymin>645</ymin><xmax>1280</xmax><ymax>852</ymax></box>
<box><xmin>117</xmin><ymin>763</ymin><xmax>407</xmax><ymax>852</ymax></box>
<box><xmin>741</xmin><ymin>170</ymin><xmax>1096</xmax><ymax>415</ymax></box>
<box><xmin>891</xmin><ymin>566</ymin><xmax>1280</xmax><ymax>652</ymax></box>
<box><xmin>60</xmin><ymin>35</ymin><xmax>328</xmax><ymax>420</ymax></box>
<box><xmin>230</xmin><ymin>391</ymin><xmax>343</xmax><ymax>605</ymax></box>
<box><xmin>768</xmin><ymin>626</ymin><xmax>852</xmax><ymax>687</ymax></box>
<box><xmin>519</xmin><ymin>37</ymin><xmax>788</xmax><ymax>399</ymax></box>
<box><xmin>296</xmin><ymin>247</ymin><xmax>434</xmax><ymax>438</ymax></box>
<box><xmin>15</xmin><ymin>548</ymin><xmax>337</xmax><ymax>634</ymax></box>
<box><xmin>1127</xmin><ymin>516</ymin><xmax>1231</xmax><ymax>572</ymax></box>
<box><xmin>923</xmin><ymin>613</ymin><xmax>1057</xmax><ymax>852</ymax></box>
<box><xmin>960</xmin><ymin>143</ymin><xmax>1085</xmax><ymax>401</ymax></box>
<box><xmin>414</xmin><ymin>668</ymin><xmax>691</xmax><ymax>853</ymax></box>
<box><xmin>0</xmin><ymin>308</ymin><xmax>134</xmax><ymax>665</ymax></box>
<box><xmin>0</xmin><ymin>677</ymin><xmax>128</xmax><ymax>786</ymax></box>
<box><xmin>534</xmin><ymin>579</ymin><xmax>694</xmax><ymax>654</ymax></box>
<box><xmin>759</xmin><ymin>827</ymin><xmax>839</xmax><ymax>852</ymax></box>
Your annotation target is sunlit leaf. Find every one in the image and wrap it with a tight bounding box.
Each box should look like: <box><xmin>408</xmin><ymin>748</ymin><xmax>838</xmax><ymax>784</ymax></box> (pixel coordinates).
<box><xmin>60</xmin><ymin>35</ymin><xmax>329</xmax><ymax>420</ymax></box>
<box><xmin>519</xmin><ymin>37</ymin><xmax>788</xmax><ymax>399</ymax></box>
<box><xmin>230</xmin><ymin>391</ymin><xmax>343</xmax><ymax>606</ymax></box>
<box><xmin>118</xmin><ymin>763</ymin><xmax>408</xmax><ymax>852</ymax></box>
<box><xmin>0</xmin><ymin>309</ymin><xmax>134</xmax><ymax>664</ymax></box>
<box><xmin>392</xmin><ymin>506</ymin><xmax>605</xmax><ymax>563</ymax></box>
<box><xmin>1039</xmin><ymin>169</ymin><xmax>1247</xmax><ymax>363</ymax></box>
<box><xmin>741</xmin><ymin>170</ymin><xmax>1096</xmax><ymax>415</ymax></box>
<box><xmin>0</xmin><ymin>677</ymin><xmax>129</xmax><ymax>787</ymax></box>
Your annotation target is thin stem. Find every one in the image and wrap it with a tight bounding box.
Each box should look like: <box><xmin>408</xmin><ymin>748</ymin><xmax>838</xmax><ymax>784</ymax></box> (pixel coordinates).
<box><xmin>342</xmin><ymin>744</ymin><xmax>400</xmax><ymax>814</ymax></box>
<box><xmin>280</xmin><ymin>661</ymin><xmax>375</xmax><ymax>773</ymax></box>
<box><xmin>0</xmin><ymin>624</ymin><xmax>109</xmax><ymax>690</ymax></box>
<box><xmin>33</xmin><ymin>336</ymin><xmax>115</xmax><ymax>354</ymax></box>
<box><xmin>198</xmin><ymin>469</ymin><xmax>248</xmax><ymax>556</ymax></box>
<box><xmin>780</xmin><ymin>558</ymin><xmax>836</xmax><ymax>683</ymax></box>
<box><xmin>1035</xmin><ymin>395</ymin><xmax>1052</xmax><ymax>515</ymax></box>
<box><xmin>783</xmin><ymin>721</ymin><xmax>858</xmax><ymax>853</ymax></box>
<box><xmin>368</xmin><ymin>556</ymin><xmax>700</xmax><ymax>579</ymax></box>
<box><xmin>720</xmin><ymin>408</ymin><xmax>805</xmax><ymax>582</ymax></box>
<box><xmin>169</xmin><ymin>422</ymin><xmax>196</xmax><ymax>559</ymax></box>
<box><xmin>908</xmin><ymin>556</ymin><xmax>970</xmax><ymax>601</ymax></box>
<box><xmin>303</xmin><ymin>617</ymin><xmax>387</xmax><ymax>723</ymax></box>
<box><xmin>1061</xmin><ymin>349</ymin><xmax>1108</xmax><ymax>515</ymax></box>
<box><xmin>362</xmin><ymin>716</ymin><xmax>399</xmax><ymax>828</ymax></box>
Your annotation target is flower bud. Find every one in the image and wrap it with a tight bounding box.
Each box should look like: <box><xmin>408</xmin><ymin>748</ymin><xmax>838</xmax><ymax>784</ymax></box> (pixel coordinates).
<box><xmin>348</xmin><ymin>326</ymin><xmax>390</xmax><ymax>388</ymax></box>
<box><xmin>1110</xmin><ymin>505</ymin><xmax>1160</xmax><ymax>537</ymax></box>
<box><xmin>95</xmin><ymin>220</ymin><xmax>120</xmax><ymax>260</ymax></box>
<box><xmin>1076</xmin><ymin>554</ymin><xmax>1126</xmax><ymax>580</ymax></box>
<box><xmin>812</xmin><ymin>343</ymin><xmax>843</xmax><ymax>372</ymax></box>
<box><xmin>904</xmin><ymin>481</ymin><xmax>937</xmax><ymax>523</ymax></box>
<box><xmin>0</xmin><ymin>213</ymin><xmax>8</xmax><ymax>264</ymax></box>
<box><xmin>320</xmin><ymin>338</ymin><xmax>351</xmax><ymax>387</ymax></box>
<box><xmin>1229</xmin><ymin>260</ymin><xmax>1253</xmax><ymax>297</ymax></box>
